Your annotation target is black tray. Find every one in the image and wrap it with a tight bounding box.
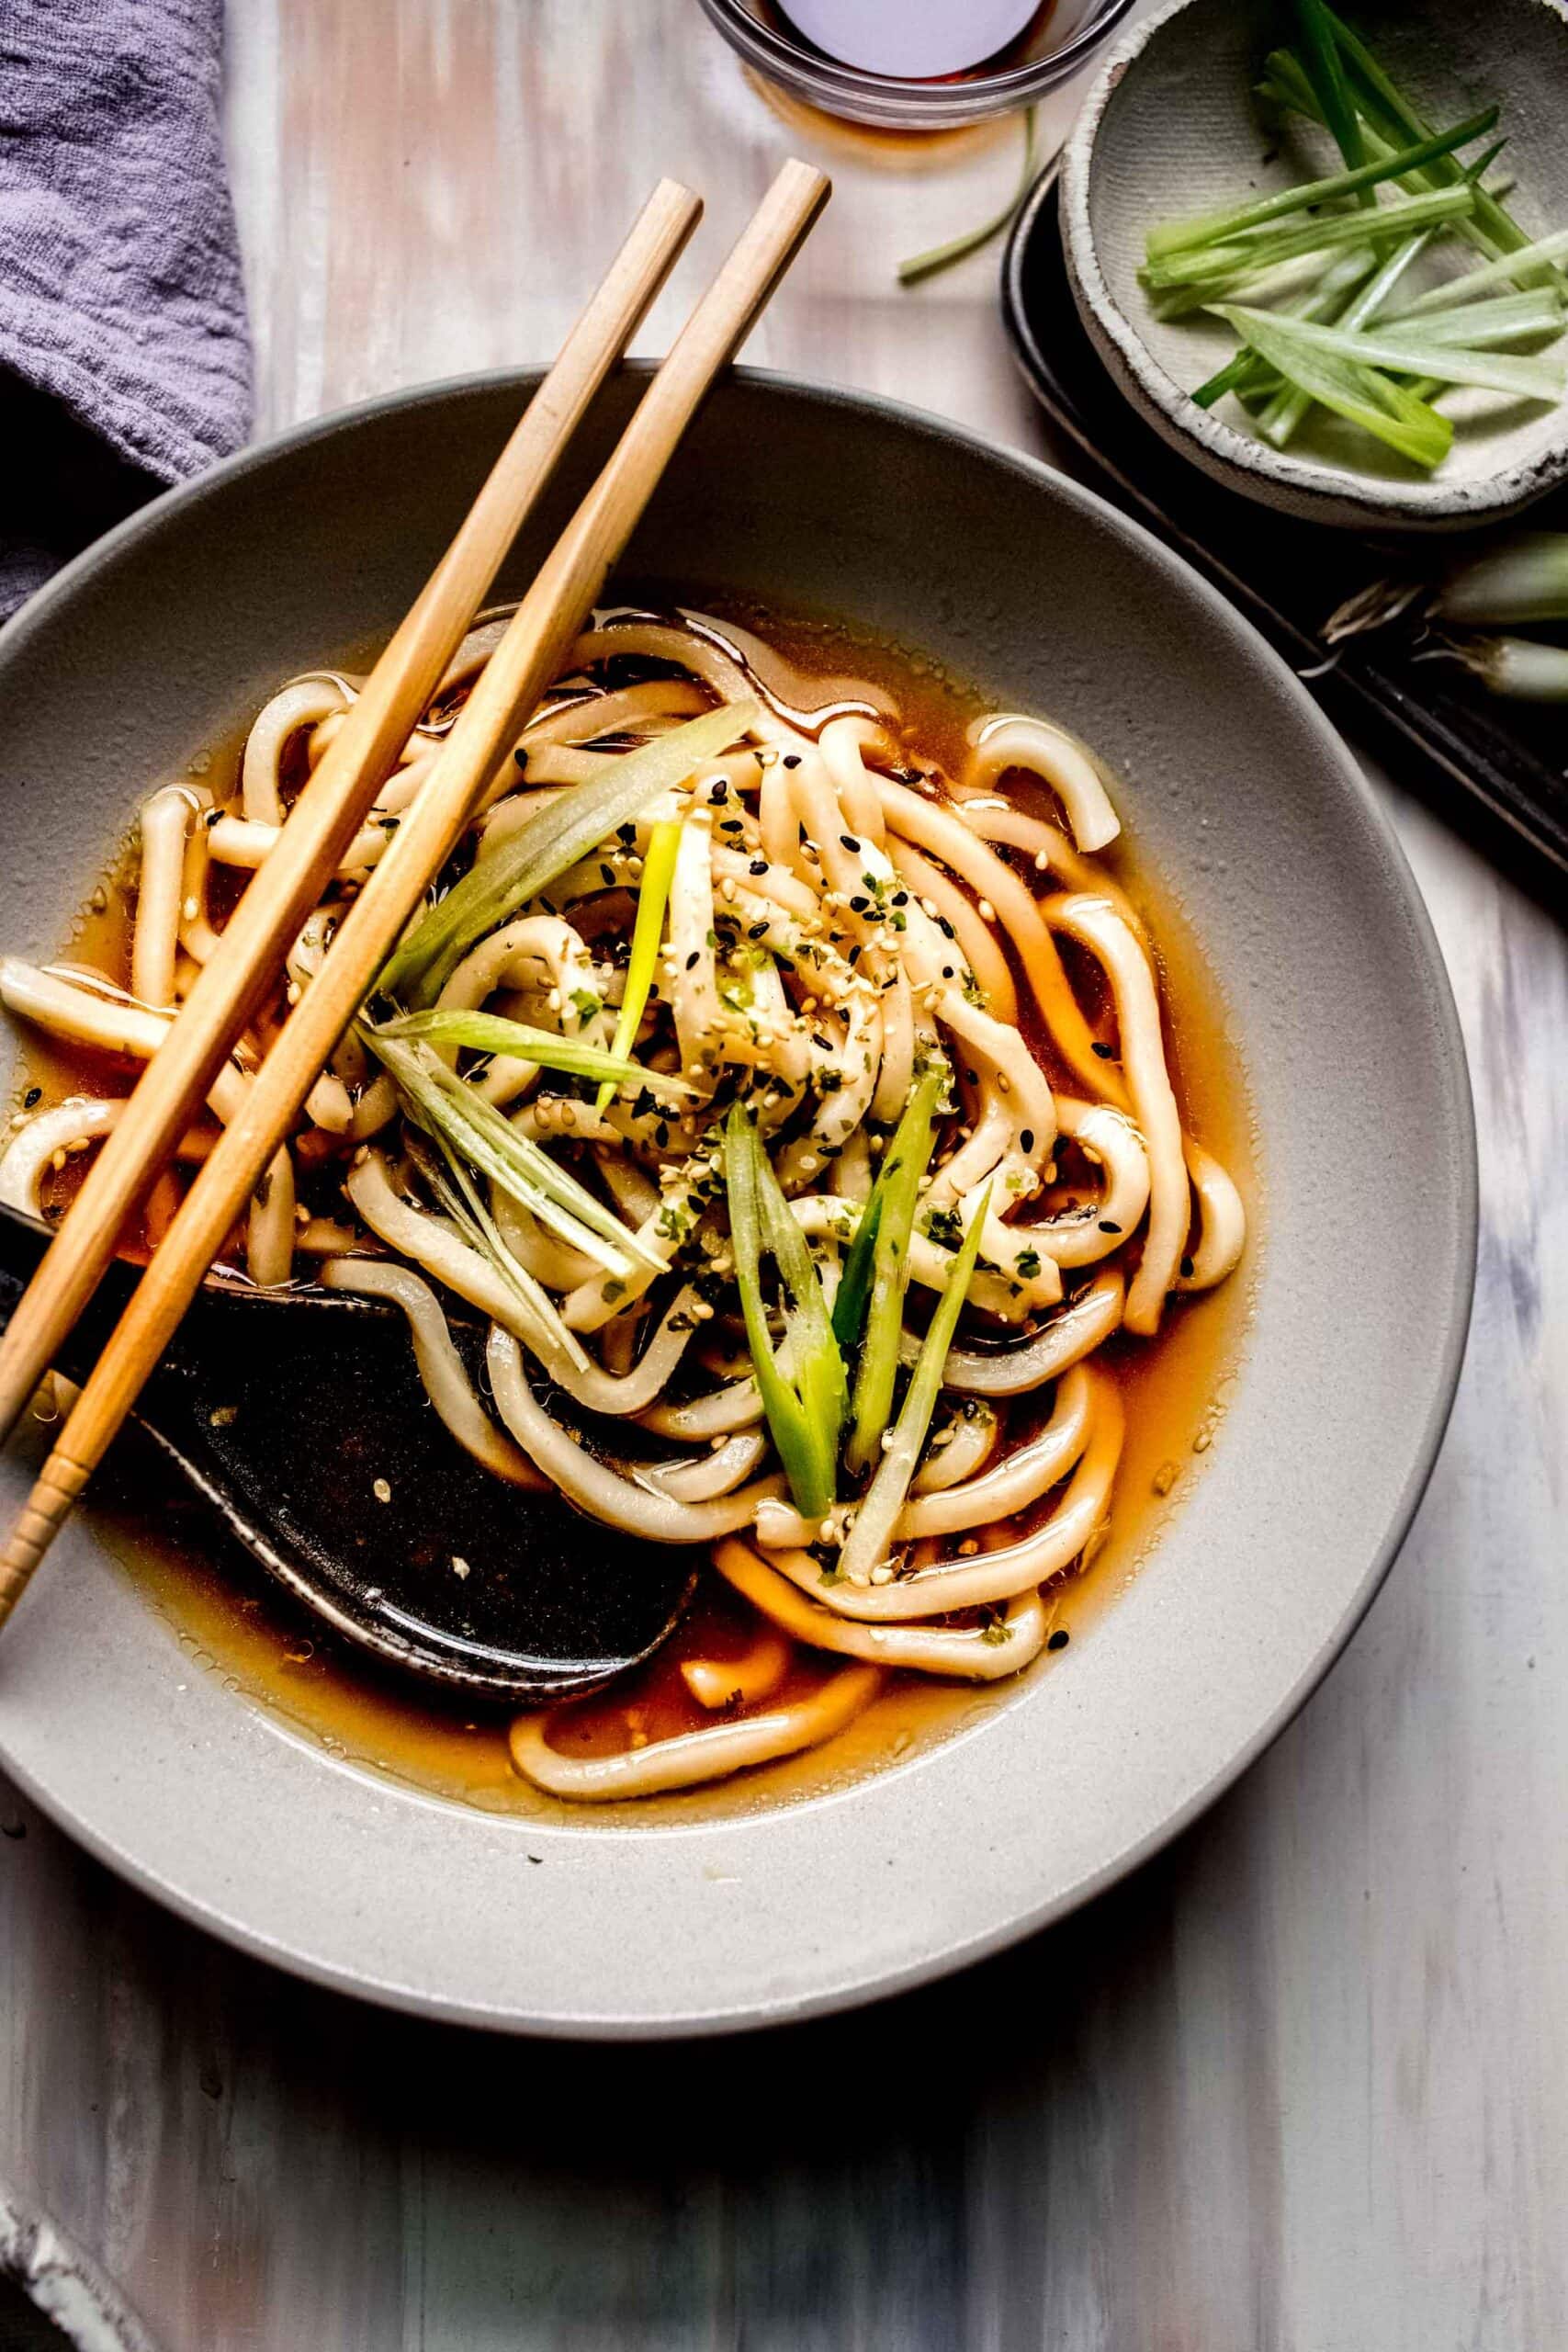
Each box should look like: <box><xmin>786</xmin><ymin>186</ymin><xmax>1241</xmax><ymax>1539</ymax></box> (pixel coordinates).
<box><xmin>1001</xmin><ymin>170</ymin><xmax>1568</xmax><ymax>893</ymax></box>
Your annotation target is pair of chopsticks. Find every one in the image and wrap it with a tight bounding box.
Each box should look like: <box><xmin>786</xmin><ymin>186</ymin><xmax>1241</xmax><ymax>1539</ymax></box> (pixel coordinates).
<box><xmin>0</xmin><ymin>158</ymin><xmax>829</xmax><ymax>1626</ymax></box>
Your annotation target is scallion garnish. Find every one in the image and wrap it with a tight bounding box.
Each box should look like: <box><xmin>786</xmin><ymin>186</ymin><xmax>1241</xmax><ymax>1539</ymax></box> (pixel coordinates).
<box><xmin>1145</xmin><ymin>107</ymin><xmax>1496</xmax><ymax>260</ymax></box>
<box><xmin>596</xmin><ymin>816</ymin><xmax>680</xmax><ymax>1113</ymax></box>
<box><xmin>839</xmin><ymin>1060</ymin><xmax>947</xmax><ymax>1476</ymax></box>
<box><xmin>366</xmin><ymin>1030</ymin><xmax>661</xmax><ymax>1277</ymax></box>
<box><xmin>379</xmin><ymin>701</ymin><xmax>752</xmax><ymax>1008</ymax></box>
<box><xmin>724</xmin><ymin>1101</ymin><xmax>847</xmax><ymax>1521</ymax></box>
<box><xmin>835</xmin><ymin>1182</ymin><xmax>991</xmax><ymax>1591</ymax></box>
<box><xmin>374</xmin><ymin>1006</ymin><xmax>683</xmax><ymax>1096</ymax></box>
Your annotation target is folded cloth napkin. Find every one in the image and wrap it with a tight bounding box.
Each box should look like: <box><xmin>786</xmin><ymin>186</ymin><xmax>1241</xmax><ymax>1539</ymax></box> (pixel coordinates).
<box><xmin>0</xmin><ymin>0</ymin><xmax>252</xmax><ymax>617</ymax></box>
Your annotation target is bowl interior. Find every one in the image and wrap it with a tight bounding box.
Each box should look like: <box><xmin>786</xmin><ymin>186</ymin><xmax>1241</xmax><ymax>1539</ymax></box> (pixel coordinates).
<box><xmin>0</xmin><ymin>371</ymin><xmax>1473</xmax><ymax>2032</ymax></box>
<box><xmin>1077</xmin><ymin>0</ymin><xmax>1568</xmax><ymax>509</ymax></box>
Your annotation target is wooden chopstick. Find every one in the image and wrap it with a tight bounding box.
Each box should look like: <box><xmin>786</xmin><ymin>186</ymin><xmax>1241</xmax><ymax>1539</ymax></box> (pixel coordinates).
<box><xmin>0</xmin><ymin>157</ymin><xmax>830</xmax><ymax>1623</ymax></box>
<box><xmin>0</xmin><ymin>176</ymin><xmax>701</xmax><ymax>1458</ymax></box>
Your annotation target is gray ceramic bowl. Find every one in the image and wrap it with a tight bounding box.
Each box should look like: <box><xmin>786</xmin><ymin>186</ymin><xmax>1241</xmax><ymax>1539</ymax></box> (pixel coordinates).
<box><xmin>1061</xmin><ymin>0</ymin><xmax>1568</xmax><ymax>532</ymax></box>
<box><xmin>0</xmin><ymin>370</ymin><xmax>1474</xmax><ymax>2036</ymax></box>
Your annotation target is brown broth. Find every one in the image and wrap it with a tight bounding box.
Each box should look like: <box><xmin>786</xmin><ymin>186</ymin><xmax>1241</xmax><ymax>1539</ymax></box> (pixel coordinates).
<box><xmin>8</xmin><ymin>607</ymin><xmax>1258</xmax><ymax>1826</ymax></box>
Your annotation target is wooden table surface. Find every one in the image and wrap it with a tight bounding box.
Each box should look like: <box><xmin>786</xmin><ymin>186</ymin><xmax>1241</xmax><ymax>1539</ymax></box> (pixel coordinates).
<box><xmin>3</xmin><ymin>5</ymin><xmax>1565</xmax><ymax>2346</ymax></box>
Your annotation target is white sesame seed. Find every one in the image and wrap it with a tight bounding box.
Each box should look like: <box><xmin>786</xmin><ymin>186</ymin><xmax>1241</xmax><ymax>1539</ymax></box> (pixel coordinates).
<box><xmin>372</xmin><ymin>1477</ymin><xmax>392</xmax><ymax>1503</ymax></box>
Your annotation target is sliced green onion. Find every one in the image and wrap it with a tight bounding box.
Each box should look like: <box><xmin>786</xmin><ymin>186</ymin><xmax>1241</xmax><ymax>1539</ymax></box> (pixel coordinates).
<box><xmin>1191</xmin><ymin>245</ymin><xmax>1377</xmax><ymax>409</ymax></box>
<box><xmin>725</xmin><ymin>1102</ymin><xmax>846</xmax><ymax>1521</ymax></box>
<box><xmin>366</xmin><ymin>1030</ymin><xmax>660</xmax><ymax>1277</ymax></box>
<box><xmin>596</xmin><ymin>816</ymin><xmax>680</xmax><ymax>1113</ymax></box>
<box><xmin>1320</xmin><ymin>7</ymin><xmax>1546</xmax><ymax>271</ymax></box>
<box><xmin>835</xmin><ymin>1182</ymin><xmax>991</xmax><ymax>1591</ymax></box>
<box><xmin>1430</xmin><ymin>532</ymin><xmax>1568</xmax><ymax>627</ymax></box>
<box><xmin>1145</xmin><ymin>107</ymin><xmax>1496</xmax><ymax>260</ymax></box>
<box><xmin>1142</xmin><ymin>186</ymin><xmax>1474</xmax><ymax>295</ymax></box>
<box><xmin>1384</xmin><ymin>229</ymin><xmax>1568</xmax><ymax>320</ymax></box>
<box><xmin>1212</xmin><ymin>305</ymin><xmax>1451</xmax><ymax>467</ymax></box>
<box><xmin>1220</xmin><ymin>306</ymin><xmax>1566</xmax><ymax>403</ymax></box>
<box><xmin>1435</xmin><ymin>633</ymin><xmax>1568</xmax><ymax>702</ymax></box>
<box><xmin>403</xmin><ymin>1127</ymin><xmax>590</xmax><ymax>1374</ymax></box>
<box><xmin>1373</xmin><ymin>288</ymin><xmax>1564</xmax><ymax>351</ymax></box>
<box><xmin>841</xmin><ymin>1063</ymin><xmax>946</xmax><ymax>1476</ymax></box>
<box><xmin>379</xmin><ymin>701</ymin><xmax>753</xmax><ymax>1010</ymax></box>
<box><xmin>830</xmin><ymin>1188</ymin><xmax>882</xmax><ymax>1358</ymax></box>
<box><xmin>897</xmin><ymin>106</ymin><xmax>1037</xmax><ymax>288</ymax></box>
<box><xmin>1260</xmin><ymin>224</ymin><xmax>1438</xmax><ymax>444</ymax></box>
<box><xmin>1293</xmin><ymin>0</ymin><xmax>1364</xmax><ymax>184</ymax></box>
<box><xmin>375</xmin><ymin>1006</ymin><xmax>680</xmax><ymax>1093</ymax></box>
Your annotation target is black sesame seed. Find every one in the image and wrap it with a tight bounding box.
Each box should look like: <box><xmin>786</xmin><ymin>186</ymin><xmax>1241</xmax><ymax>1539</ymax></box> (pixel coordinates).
<box><xmin>1091</xmin><ymin>1041</ymin><xmax>1114</xmax><ymax>1059</ymax></box>
<box><xmin>1099</xmin><ymin>1218</ymin><xmax>1122</xmax><ymax>1234</ymax></box>
<box><xmin>749</xmin><ymin>858</ymin><xmax>768</xmax><ymax>875</ymax></box>
<box><xmin>513</xmin><ymin>748</ymin><xmax>529</xmax><ymax>770</ymax></box>
<box><xmin>748</xmin><ymin>922</ymin><xmax>768</xmax><ymax>941</ymax></box>
<box><xmin>685</xmin><ymin>951</ymin><xmax>700</xmax><ymax>970</ymax></box>
<box><xmin>1047</xmin><ymin>1629</ymin><xmax>1069</xmax><ymax>1652</ymax></box>
<box><xmin>783</xmin><ymin>754</ymin><xmax>801</xmax><ymax>770</ymax></box>
<box><xmin>890</xmin><ymin>891</ymin><xmax>908</xmax><ymax>908</ymax></box>
<box><xmin>1180</xmin><ymin>1255</ymin><xmax>1195</xmax><ymax>1278</ymax></box>
<box><xmin>937</xmin><ymin>916</ymin><xmax>955</xmax><ymax>939</ymax></box>
<box><xmin>942</xmin><ymin>965</ymin><xmax>954</xmax><ymax>979</ymax></box>
<box><xmin>23</xmin><ymin>1086</ymin><xmax>40</xmax><ymax>1108</ymax></box>
<box><xmin>599</xmin><ymin>863</ymin><xmax>615</xmax><ymax>887</ymax></box>
<box><xmin>849</xmin><ymin>895</ymin><xmax>870</xmax><ymax>913</ymax></box>
<box><xmin>1020</xmin><ymin>1127</ymin><xmax>1034</xmax><ymax>1153</ymax></box>
<box><xmin>839</xmin><ymin>833</ymin><xmax>857</xmax><ymax>852</ymax></box>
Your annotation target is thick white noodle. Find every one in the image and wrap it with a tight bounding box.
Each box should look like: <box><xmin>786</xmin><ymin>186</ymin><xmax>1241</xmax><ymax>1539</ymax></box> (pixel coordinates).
<box><xmin>715</xmin><ymin>1538</ymin><xmax>1048</xmax><ymax>1681</ymax></box>
<box><xmin>509</xmin><ymin>1662</ymin><xmax>883</xmax><ymax>1801</ymax></box>
<box><xmin>1044</xmin><ymin>895</ymin><xmax>1187</xmax><ymax>1334</ymax></box>
<box><xmin>962</xmin><ymin>713</ymin><xmax>1122</xmax><ymax>854</ymax></box>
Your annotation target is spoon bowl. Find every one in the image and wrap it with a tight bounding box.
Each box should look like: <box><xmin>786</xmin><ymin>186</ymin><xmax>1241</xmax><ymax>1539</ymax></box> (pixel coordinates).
<box><xmin>0</xmin><ymin>1207</ymin><xmax>694</xmax><ymax>1698</ymax></box>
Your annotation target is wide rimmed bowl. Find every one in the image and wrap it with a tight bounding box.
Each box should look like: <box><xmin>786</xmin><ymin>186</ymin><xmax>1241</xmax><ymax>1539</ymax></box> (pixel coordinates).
<box><xmin>0</xmin><ymin>368</ymin><xmax>1474</xmax><ymax>2037</ymax></box>
<box><xmin>1061</xmin><ymin>0</ymin><xmax>1568</xmax><ymax>532</ymax></box>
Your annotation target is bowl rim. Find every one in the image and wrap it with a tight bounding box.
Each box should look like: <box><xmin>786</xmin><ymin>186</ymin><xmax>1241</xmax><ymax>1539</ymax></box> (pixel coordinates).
<box><xmin>1058</xmin><ymin>0</ymin><xmax>1568</xmax><ymax>531</ymax></box>
<box><xmin>0</xmin><ymin>363</ymin><xmax>1477</xmax><ymax>2036</ymax></box>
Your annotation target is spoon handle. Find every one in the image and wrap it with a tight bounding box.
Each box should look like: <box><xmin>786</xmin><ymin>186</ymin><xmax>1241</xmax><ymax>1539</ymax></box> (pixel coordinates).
<box><xmin>0</xmin><ymin>161</ymin><xmax>829</xmax><ymax>1629</ymax></box>
<box><xmin>0</xmin><ymin>176</ymin><xmax>700</xmax><ymax>1460</ymax></box>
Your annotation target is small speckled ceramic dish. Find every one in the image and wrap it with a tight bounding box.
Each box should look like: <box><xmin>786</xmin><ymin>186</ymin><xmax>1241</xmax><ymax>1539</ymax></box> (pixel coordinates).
<box><xmin>1061</xmin><ymin>0</ymin><xmax>1568</xmax><ymax>532</ymax></box>
<box><xmin>0</xmin><ymin>370</ymin><xmax>1474</xmax><ymax>2036</ymax></box>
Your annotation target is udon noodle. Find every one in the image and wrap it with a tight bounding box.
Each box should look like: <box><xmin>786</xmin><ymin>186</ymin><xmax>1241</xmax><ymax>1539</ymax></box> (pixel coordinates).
<box><xmin>0</xmin><ymin>608</ymin><xmax>1246</xmax><ymax>1801</ymax></box>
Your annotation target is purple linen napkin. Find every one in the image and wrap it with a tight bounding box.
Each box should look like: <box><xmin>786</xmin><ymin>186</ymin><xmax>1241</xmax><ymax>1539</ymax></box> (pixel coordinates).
<box><xmin>0</xmin><ymin>0</ymin><xmax>252</xmax><ymax>617</ymax></box>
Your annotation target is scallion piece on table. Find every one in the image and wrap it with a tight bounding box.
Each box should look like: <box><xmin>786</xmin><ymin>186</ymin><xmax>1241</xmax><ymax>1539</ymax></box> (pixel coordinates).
<box><xmin>378</xmin><ymin>700</ymin><xmax>753</xmax><ymax>1009</ymax></box>
<box><xmin>897</xmin><ymin>107</ymin><xmax>1037</xmax><ymax>288</ymax></box>
<box><xmin>834</xmin><ymin>1182</ymin><xmax>991</xmax><ymax>1592</ymax></box>
<box><xmin>725</xmin><ymin>1102</ymin><xmax>847</xmax><ymax>1521</ymax></box>
<box><xmin>839</xmin><ymin>1061</ymin><xmax>947</xmax><ymax>1476</ymax></box>
<box><xmin>595</xmin><ymin>815</ymin><xmax>680</xmax><ymax>1112</ymax></box>
<box><xmin>1145</xmin><ymin>107</ymin><xmax>1497</xmax><ymax>260</ymax></box>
